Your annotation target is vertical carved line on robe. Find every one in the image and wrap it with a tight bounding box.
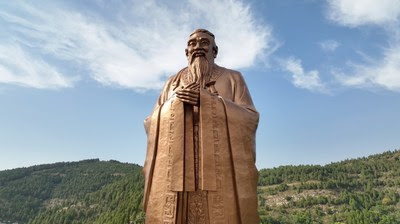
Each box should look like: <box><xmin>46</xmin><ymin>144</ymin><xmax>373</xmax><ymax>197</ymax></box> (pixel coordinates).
<box><xmin>219</xmin><ymin>97</ymin><xmax>242</xmax><ymax>224</ymax></box>
<box><xmin>167</xmin><ymin>101</ymin><xmax>175</xmax><ymax>189</ymax></box>
<box><xmin>184</xmin><ymin>104</ymin><xmax>196</xmax><ymax>191</ymax></box>
<box><xmin>163</xmin><ymin>101</ymin><xmax>176</xmax><ymax>222</ymax></box>
<box><xmin>194</xmin><ymin>119</ymin><xmax>199</xmax><ymax>189</ymax></box>
<box><xmin>143</xmin><ymin>105</ymin><xmax>163</xmax><ymax>211</ymax></box>
<box><xmin>188</xmin><ymin>105</ymin><xmax>210</xmax><ymax>224</ymax></box>
<box><xmin>211</xmin><ymin>96</ymin><xmax>225</xmax><ymax>223</ymax></box>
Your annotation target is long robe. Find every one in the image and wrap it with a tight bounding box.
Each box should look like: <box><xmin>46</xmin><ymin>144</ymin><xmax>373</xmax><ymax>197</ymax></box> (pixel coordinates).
<box><xmin>143</xmin><ymin>65</ymin><xmax>260</xmax><ymax>224</ymax></box>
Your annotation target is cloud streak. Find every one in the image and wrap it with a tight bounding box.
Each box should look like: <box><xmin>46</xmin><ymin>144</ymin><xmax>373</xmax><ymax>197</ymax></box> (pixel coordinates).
<box><xmin>319</xmin><ymin>39</ymin><xmax>340</xmax><ymax>52</ymax></box>
<box><xmin>335</xmin><ymin>43</ymin><xmax>400</xmax><ymax>92</ymax></box>
<box><xmin>327</xmin><ymin>0</ymin><xmax>400</xmax><ymax>27</ymax></box>
<box><xmin>0</xmin><ymin>0</ymin><xmax>276</xmax><ymax>91</ymax></box>
<box><xmin>327</xmin><ymin>0</ymin><xmax>400</xmax><ymax>92</ymax></box>
<box><xmin>280</xmin><ymin>57</ymin><xmax>327</xmax><ymax>93</ymax></box>
<box><xmin>0</xmin><ymin>44</ymin><xmax>75</xmax><ymax>89</ymax></box>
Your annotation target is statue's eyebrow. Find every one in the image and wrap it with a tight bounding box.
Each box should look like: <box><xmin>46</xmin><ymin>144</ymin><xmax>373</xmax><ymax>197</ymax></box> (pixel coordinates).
<box><xmin>187</xmin><ymin>37</ymin><xmax>196</xmax><ymax>44</ymax></box>
<box><xmin>199</xmin><ymin>37</ymin><xmax>210</xmax><ymax>42</ymax></box>
<box><xmin>188</xmin><ymin>37</ymin><xmax>210</xmax><ymax>43</ymax></box>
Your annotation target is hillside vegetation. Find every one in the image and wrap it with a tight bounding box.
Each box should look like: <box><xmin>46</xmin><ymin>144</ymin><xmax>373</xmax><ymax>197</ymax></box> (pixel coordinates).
<box><xmin>258</xmin><ymin>150</ymin><xmax>400</xmax><ymax>223</ymax></box>
<box><xmin>0</xmin><ymin>159</ymin><xmax>144</xmax><ymax>224</ymax></box>
<box><xmin>0</xmin><ymin>150</ymin><xmax>399</xmax><ymax>223</ymax></box>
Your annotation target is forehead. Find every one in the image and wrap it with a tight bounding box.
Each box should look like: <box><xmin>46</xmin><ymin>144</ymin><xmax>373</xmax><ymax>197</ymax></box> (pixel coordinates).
<box><xmin>187</xmin><ymin>32</ymin><xmax>213</xmax><ymax>42</ymax></box>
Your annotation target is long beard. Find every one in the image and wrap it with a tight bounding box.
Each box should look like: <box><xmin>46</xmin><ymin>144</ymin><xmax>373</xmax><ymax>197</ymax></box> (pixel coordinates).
<box><xmin>188</xmin><ymin>56</ymin><xmax>211</xmax><ymax>86</ymax></box>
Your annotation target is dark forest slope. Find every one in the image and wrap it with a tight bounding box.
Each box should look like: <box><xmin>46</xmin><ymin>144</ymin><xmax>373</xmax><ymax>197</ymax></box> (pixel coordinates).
<box><xmin>0</xmin><ymin>159</ymin><xmax>144</xmax><ymax>224</ymax></box>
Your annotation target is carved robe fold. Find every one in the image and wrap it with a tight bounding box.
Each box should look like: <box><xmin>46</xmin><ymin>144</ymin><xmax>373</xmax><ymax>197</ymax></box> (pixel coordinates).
<box><xmin>143</xmin><ymin>65</ymin><xmax>260</xmax><ymax>224</ymax></box>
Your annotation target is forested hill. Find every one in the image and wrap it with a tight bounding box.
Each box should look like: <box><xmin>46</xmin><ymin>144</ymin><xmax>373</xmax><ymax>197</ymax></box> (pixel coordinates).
<box><xmin>0</xmin><ymin>150</ymin><xmax>399</xmax><ymax>224</ymax></box>
<box><xmin>0</xmin><ymin>159</ymin><xmax>145</xmax><ymax>223</ymax></box>
<box><xmin>257</xmin><ymin>150</ymin><xmax>400</xmax><ymax>223</ymax></box>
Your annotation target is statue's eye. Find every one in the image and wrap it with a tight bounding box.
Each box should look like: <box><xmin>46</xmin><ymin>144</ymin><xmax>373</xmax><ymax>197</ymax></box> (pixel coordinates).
<box><xmin>188</xmin><ymin>41</ymin><xmax>196</xmax><ymax>47</ymax></box>
<box><xmin>201</xmin><ymin>40</ymin><xmax>209</xmax><ymax>46</ymax></box>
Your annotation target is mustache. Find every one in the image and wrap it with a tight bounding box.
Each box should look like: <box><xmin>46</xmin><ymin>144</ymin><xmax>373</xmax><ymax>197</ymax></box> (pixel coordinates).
<box><xmin>192</xmin><ymin>49</ymin><xmax>207</xmax><ymax>54</ymax></box>
<box><xmin>190</xmin><ymin>50</ymin><xmax>208</xmax><ymax>63</ymax></box>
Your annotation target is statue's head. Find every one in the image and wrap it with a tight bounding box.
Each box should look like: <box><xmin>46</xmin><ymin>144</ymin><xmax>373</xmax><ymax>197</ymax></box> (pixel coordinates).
<box><xmin>185</xmin><ymin>29</ymin><xmax>218</xmax><ymax>65</ymax></box>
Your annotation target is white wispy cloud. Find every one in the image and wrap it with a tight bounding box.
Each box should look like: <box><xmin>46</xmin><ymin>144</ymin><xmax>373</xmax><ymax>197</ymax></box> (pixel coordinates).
<box><xmin>0</xmin><ymin>0</ymin><xmax>276</xmax><ymax>91</ymax></box>
<box><xmin>327</xmin><ymin>0</ymin><xmax>400</xmax><ymax>27</ymax></box>
<box><xmin>335</xmin><ymin>43</ymin><xmax>400</xmax><ymax>91</ymax></box>
<box><xmin>279</xmin><ymin>57</ymin><xmax>327</xmax><ymax>93</ymax></box>
<box><xmin>319</xmin><ymin>39</ymin><xmax>340</xmax><ymax>52</ymax></box>
<box><xmin>326</xmin><ymin>0</ymin><xmax>400</xmax><ymax>92</ymax></box>
<box><xmin>0</xmin><ymin>44</ymin><xmax>76</xmax><ymax>89</ymax></box>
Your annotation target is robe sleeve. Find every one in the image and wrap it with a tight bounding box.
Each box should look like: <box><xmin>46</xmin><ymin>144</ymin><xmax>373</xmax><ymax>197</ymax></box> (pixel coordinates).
<box><xmin>144</xmin><ymin>76</ymin><xmax>176</xmax><ymax>135</ymax></box>
<box><xmin>200</xmin><ymin>71</ymin><xmax>260</xmax><ymax>223</ymax></box>
<box><xmin>221</xmin><ymin>72</ymin><xmax>260</xmax><ymax>223</ymax></box>
<box><xmin>142</xmin><ymin>75</ymin><xmax>176</xmax><ymax>210</ymax></box>
<box><xmin>219</xmin><ymin>72</ymin><xmax>259</xmax><ymax>161</ymax></box>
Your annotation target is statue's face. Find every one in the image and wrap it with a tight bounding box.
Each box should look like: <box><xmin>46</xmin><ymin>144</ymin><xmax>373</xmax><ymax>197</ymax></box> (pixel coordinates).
<box><xmin>185</xmin><ymin>32</ymin><xmax>216</xmax><ymax>64</ymax></box>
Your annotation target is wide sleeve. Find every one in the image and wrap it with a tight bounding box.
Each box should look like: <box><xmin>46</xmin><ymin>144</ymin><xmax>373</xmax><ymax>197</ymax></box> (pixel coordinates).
<box><xmin>220</xmin><ymin>72</ymin><xmax>259</xmax><ymax>161</ymax></box>
<box><xmin>144</xmin><ymin>76</ymin><xmax>176</xmax><ymax>135</ymax></box>
<box><xmin>200</xmin><ymin>71</ymin><xmax>260</xmax><ymax>223</ymax></box>
<box><xmin>142</xmin><ymin>75</ymin><xmax>176</xmax><ymax>210</ymax></box>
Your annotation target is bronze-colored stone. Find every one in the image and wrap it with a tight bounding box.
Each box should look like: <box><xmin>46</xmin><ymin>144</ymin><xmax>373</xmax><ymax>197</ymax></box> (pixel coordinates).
<box><xmin>143</xmin><ymin>29</ymin><xmax>260</xmax><ymax>224</ymax></box>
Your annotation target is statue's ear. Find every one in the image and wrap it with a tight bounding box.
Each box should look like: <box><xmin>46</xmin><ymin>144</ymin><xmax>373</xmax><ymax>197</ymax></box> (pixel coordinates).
<box><xmin>213</xmin><ymin>46</ymin><xmax>218</xmax><ymax>58</ymax></box>
<box><xmin>185</xmin><ymin>48</ymin><xmax>189</xmax><ymax>57</ymax></box>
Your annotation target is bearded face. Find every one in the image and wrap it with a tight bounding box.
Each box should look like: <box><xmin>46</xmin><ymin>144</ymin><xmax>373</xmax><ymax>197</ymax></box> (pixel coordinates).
<box><xmin>185</xmin><ymin>32</ymin><xmax>217</xmax><ymax>86</ymax></box>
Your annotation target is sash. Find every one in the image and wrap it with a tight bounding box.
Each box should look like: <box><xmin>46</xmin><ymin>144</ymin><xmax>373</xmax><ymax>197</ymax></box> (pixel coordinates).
<box><xmin>167</xmin><ymin>99</ymin><xmax>195</xmax><ymax>192</ymax></box>
<box><xmin>164</xmin><ymin>88</ymin><xmax>226</xmax><ymax>192</ymax></box>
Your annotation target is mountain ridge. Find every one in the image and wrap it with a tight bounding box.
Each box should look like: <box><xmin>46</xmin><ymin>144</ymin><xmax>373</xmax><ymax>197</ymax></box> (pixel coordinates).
<box><xmin>0</xmin><ymin>150</ymin><xmax>399</xmax><ymax>223</ymax></box>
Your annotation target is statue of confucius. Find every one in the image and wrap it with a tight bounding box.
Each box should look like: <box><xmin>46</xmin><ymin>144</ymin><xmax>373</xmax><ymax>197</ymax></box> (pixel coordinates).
<box><xmin>143</xmin><ymin>29</ymin><xmax>260</xmax><ymax>224</ymax></box>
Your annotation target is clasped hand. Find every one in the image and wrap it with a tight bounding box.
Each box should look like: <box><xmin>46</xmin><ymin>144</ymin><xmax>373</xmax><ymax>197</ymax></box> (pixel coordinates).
<box><xmin>175</xmin><ymin>82</ymin><xmax>200</xmax><ymax>106</ymax></box>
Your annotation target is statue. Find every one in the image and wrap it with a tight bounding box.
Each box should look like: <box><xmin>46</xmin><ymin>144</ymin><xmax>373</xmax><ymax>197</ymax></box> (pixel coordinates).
<box><xmin>143</xmin><ymin>29</ymin><xmax>260</xmax><ymax>224</ymax></box>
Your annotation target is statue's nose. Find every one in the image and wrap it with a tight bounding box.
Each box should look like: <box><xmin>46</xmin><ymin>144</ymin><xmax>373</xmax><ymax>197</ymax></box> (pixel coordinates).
<box><xmin>194</xmin><ymin>42</ymin><xmax>201</xmax><ymax>49</ymax></box>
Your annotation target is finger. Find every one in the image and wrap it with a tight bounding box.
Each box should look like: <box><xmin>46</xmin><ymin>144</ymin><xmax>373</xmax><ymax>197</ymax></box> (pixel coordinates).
<box><xmin>175</xmin><ymin>89</ymin><xmax>188</xmax><ymax>96</ymax></box>
<box><xmin>177</xmin><ymin>88</ymin><xmax>198</xmax><ymax>92</ymax></box>
<box><xmin>186</xmin><ymin>82</ymin><xmax>196</xmax><ymax>89</ymax></box>
<box><xmin>176</xmin><ymin>96</ymin><xmax>198</xmax><ymax>105</ymax></box>
<box><xmin>187</xmin><ymin>81</ymin><xmax>200</xmax><ymax>88</ymax></box>
<box><xmin>176</xmin><ymin>91</ymin><xmax>198</xmax><ymax>98</ymax></box>
<box><xmin>176</xmin><ymin>95</ymin><xmax>197</xmax><ymax>102</ymax></box>
<box><xmin>178</xmin><ymin>98</ymin><xmax>197</xmax><ymax>105</ymax></box>
<box><xmin>184</xmin><ymin>82</ymin><xmax>200</xmax><ymax>90</ymax></box>
<box><xmin>177</xmin><ymin>90</ymin><xmax>199</xmax><ymax>97</ymax></box>
<box><xmin>187</xmin><ymin>83</ymin><xmax>200</xmax><ymax>90</ymax></box>
<box><xmin>182</xmin><ymin>89</ymin><xmax>199</xmax><ymax>95</ymax></box>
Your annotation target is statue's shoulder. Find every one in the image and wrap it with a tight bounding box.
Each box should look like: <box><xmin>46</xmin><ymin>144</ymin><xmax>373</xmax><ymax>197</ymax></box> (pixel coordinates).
<box><xmin>176</xmin><ymin>67</ymin><xmax>189</xmax><ymax>77</ymax></box>
<box><xmin>165</xmin><ymin>67</ymin><xmax>188</xmax><ymax>86</ymax></box>
<box><xmin>167</xmin><ymin>67</ymin><xmax>187</xmax><ymax>80</ymax></box>
<box><xmin>214</xmin><ymin>64</ymin><xmax>244</xmax><ymax>83</ymax></box>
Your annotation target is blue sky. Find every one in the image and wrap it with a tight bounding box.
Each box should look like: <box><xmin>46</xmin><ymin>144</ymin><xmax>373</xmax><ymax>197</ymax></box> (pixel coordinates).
<box><xmin>1</xmin><ymin>0</ymin><xmax>400</xmax><ymax>171</ymax></box>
